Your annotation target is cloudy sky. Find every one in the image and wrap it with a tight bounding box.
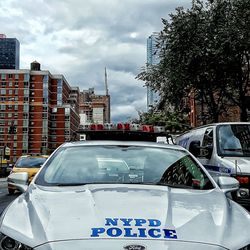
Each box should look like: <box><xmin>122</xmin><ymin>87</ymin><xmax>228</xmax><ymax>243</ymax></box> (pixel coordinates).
<box><xmin>0</xmin><ymin>0</ymin><xmax>190</xmax><ymax>123</ymax></box>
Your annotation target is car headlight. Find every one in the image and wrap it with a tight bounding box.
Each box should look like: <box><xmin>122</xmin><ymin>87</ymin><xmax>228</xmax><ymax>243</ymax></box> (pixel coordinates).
<box><xmin>239</xmin><ymin>245</ymin><xmax>250</xmax><ymax>250</ymax></box>
<box><xmin>0</xmin><ymin>233</ymin><xmax>33</xmax><ymax>250</ymax></box>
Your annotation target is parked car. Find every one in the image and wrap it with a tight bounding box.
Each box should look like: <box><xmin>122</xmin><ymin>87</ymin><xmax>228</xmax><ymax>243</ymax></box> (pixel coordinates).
<box><xmin>7</xmin><ymin>154</ymin><xmax>49</xmax><ymax>194</ymax></box>
<box><xmin>175</xmin><ymin>122</ymin><xmax>250</xmax><ymax>207</ymax></box>
<box><xmin>1</xmin><ymin>141</ymin><xmax>250</xmax><ymax>250</ymax></box>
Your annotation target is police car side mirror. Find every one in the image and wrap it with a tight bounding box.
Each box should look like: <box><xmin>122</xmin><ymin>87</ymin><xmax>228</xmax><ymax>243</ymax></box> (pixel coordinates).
<box><xmin>189</xmin><ymin>140</ymin><xmax>201</xmax><ymax>157</ymax></box>
<box><xmin>7</xmin><ymin>172</ymin><xmax>29</xmax><ymax>193</ymax></box>
<box><xmin>217</xmin><ymin>176</ymin><xmax>239</xmax><ymax>194</ymax></box>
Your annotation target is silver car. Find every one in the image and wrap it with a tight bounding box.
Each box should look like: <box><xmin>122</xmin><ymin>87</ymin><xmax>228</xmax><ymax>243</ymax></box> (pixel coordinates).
<box><xmin>0</xmin><ymin>141</ymin><xmax>250</xmax><ymax>250</ymax></box>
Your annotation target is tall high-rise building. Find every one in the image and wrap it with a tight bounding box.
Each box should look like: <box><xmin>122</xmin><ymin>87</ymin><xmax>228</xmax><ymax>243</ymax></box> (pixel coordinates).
<box><xmin>0</xmin><ymin>62</ymin><xmax>80</xmax><ymax>162</ymax></box>
<box><xmin>147</xmin><ymin>33</ymin><xmax>160</xmax><ymax>110</ymax></box>
<box><xmin>0</xmin><ymin>34</ymin><xmax>20</xmax><ymax>69</ymax></box>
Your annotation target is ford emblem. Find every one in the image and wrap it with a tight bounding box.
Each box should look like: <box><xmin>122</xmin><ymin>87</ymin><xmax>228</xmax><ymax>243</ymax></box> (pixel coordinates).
<box><xmin>123</xmin><ymin>245</ymin><xmax>146</xmax><ymax>250</ymax></box>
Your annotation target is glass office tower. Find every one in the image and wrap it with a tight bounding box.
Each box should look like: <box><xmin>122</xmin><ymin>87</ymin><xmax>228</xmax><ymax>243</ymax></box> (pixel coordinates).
<box><xmin>0</xmin><ymin>35</ymin><xmax>20</xmax><ymax>69</ymax></box>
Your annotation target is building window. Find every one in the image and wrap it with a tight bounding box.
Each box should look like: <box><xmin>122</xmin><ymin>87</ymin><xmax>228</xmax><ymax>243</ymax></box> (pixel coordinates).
<box><xmin>8</xmin><ymin>105</ymin><xmax>12</xmax><ymax>110</ymax></box>
<box><xmin>0</xmin><ymin>105</ymin><xmax>5</xmax><ymax>110</ymax></box>
<box><xmin>65</xmin><ymin>121</ymin><xmax>70</xmax><ymax>128</ymax></box>
<box><xmin>51</xmin><ymin>136</ymin><xmax>57</xmax><ymax>142</ymax></box>
<box><xmin>24</xmin><ymin>89</ymin><xmax>29</xmax><ymax>96</ymax></box>
<box><xmin>23</xmin><ymin>120</ymin><xmax>28</xmax><ymax>127</ymax></box>
<box><xmin>0</xmin><ymin>113</ymin><xmax>5</xmax><ymax>118</ymax></box>
<box><xmin>24</xmin><ymin>73</ymin><xmax>29</xmax><ymax>82</ymax></box>
<box><xmin>14</xmin><ymin>89</ymin><xmax>18</xmax><ymax>95</ymax></box>
<box><xmin>0</xmin><ymin>89</ymin><xmax>6</xmax><ymax>95</ymax></box>
<box><xmin>24</xmin><ymin>82</ymin><xmax>29</xmax><ymax>88</ymax></box>
<box><xmin>9</xmin><ymin>82</ymin><xmax>12</xmax><ymax>87</ymax></box>
<box><xmin>65</xmin><ymin>108</ymin><xmax>70</xmax><ymax>115</ymax></box>
<box><xmin>8</xmin><ymin>74</ymin><xmax>13</xmax><ymax>79</ymax></box>
<box><xmin>8</xmin><ymin>113</ymin><xmax>12</xmax><ymax>118</ymax></box>
<box><xmin>1</xmin><ymin>82</ymin><xmax>6</xmax><ymax>87</ymax></box>
<box><xmin>14</xmin><ymin>74</ymin><xmax>19</xmax><ymax>80</ymax></box>
<box><xmin>1</xmin><ymin>74</ymin><xmax>6</xmax><ymax>80</ymax></box>
<box><xmin>23</xmin><ymin>127</ymin><xmax>28</xmax><ymax>133</ymax></box>
<box><xmin>9</xmin><ymin>90</ymin><xmax>12</xmax><ymax>95</ymax></box>
<box><xmin>51</xmin><ymin>122</ymin><xmax>56</xmax><ymax>128</ymax></box>
<box><xmin>14</xmin><ymin>82</ymin><xmax>18</xmax><ymax>87</ymax></box>
<box><xmin>23</xmin><ymin>104</ymin><xmax>29</xmax><ymax>112</ymax></box>
<box><xmin>13</xmin><ymin>142</ymin><xmax>17</xmax><ymax>148</ymax></box>
<box><xmin>43</xmin><ymin>106</ymin><xmax>48</xmax><ymax>112</ymax></box>
<box><xmin>14</xmin><ymin>105</ymin><xmax>18</xmax><ymax>111</ymax></box>
<box><xmin>0</xmin><ymin>128</ymin><xmax>4</xmax><ymax>134</ymax></box>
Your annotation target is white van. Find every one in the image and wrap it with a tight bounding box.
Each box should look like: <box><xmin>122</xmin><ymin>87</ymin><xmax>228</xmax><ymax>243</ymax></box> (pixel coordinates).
<box><xmin>175</xmin><ymin>122</ymin><xmax>250</xmax><ymax>207</ymax></box>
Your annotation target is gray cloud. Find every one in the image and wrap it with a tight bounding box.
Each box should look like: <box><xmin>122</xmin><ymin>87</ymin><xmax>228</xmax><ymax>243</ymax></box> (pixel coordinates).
<box><xmin>0</xmin><ymin>0</ymin><xmax>191</xmax><ymax>122</ymax></box>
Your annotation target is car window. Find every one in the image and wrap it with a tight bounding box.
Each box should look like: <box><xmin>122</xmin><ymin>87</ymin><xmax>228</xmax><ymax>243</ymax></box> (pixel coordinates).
<box><xmin>15</xmin><ymin>157</ymin><xmax>47</xmax><ymax>168</ymax></box>
<box><xmin>35</xmin><ymin>145</ymin><xmax>214</xmax><ymax>190</ymax></box>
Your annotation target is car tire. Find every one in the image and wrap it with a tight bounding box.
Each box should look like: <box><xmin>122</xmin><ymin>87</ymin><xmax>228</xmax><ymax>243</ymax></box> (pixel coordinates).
<box><xmin>8</xmin><ymin>188</ymin><xmax>15</xmax><ymax>195</ymax></box>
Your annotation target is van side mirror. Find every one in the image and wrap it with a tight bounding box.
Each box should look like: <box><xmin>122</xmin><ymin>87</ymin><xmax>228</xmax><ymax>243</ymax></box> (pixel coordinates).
<box><xmin>189</xmin><ymin>140</ymin><xmax>200</xmax><ymax>157</ymax></box>
<box><xmin>202</xmin><ymin>144</ymin><xmax>213</xmax><ymax>159</ymax></box>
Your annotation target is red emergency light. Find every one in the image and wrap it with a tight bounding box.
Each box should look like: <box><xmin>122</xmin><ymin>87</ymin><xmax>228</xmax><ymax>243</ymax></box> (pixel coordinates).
<box><xmin>142</xmin><ymin>125</ymin><xmax>154</xmax><ymax>132</ymax></box>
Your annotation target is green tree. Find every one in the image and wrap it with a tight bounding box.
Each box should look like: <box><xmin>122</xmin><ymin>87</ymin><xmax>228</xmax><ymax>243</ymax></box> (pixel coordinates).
<box><xmin>137</xmin><ymin>0</ymin><xmax>250</xmax><ymax>122</ymax></box>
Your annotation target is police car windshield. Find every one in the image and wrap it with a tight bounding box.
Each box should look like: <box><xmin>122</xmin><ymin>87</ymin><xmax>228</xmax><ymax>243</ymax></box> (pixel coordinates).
<box><xmin>217</xmin><ymin>124</ymin><xmax>250</xmax><ymax>157</ymax></box>
<box><xmin>35</xmin><ymin>145</ymin><xmax>214</xmax><ymax>190</ymax></box>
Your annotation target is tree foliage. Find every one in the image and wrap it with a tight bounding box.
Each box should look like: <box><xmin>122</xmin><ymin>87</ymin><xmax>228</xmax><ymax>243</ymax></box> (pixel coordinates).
<box><xmin>137</xmin><ymin>0</ymin><xmax>250</xmax><ymax>123</ymax></box>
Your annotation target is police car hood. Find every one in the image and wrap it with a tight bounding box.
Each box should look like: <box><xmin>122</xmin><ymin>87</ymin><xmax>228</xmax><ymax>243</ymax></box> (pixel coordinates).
<box><xmin>1</xmin><ymin>184</ymin><xmax>250</xmax><ymax>249</ymax></box>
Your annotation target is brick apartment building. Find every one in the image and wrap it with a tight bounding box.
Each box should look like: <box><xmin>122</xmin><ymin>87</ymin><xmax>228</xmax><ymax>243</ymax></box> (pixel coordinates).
<box><xmin>79</xmin><ymin>88</ymin><xmax>110</xmax><ymax>125</ymax></box>
<box><xmin>188</xmin><ymin>89</ymin><xmax>245</xmax><ymax>127</ymax></box>
<box><xmin>0</xmin><ymin>61</ymin><xmax>80</xmax><ymax>162</ymax></box>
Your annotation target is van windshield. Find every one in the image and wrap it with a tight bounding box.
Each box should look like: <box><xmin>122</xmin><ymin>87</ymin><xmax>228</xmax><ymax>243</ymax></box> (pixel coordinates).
<box><xmin>217</xmin><ymin>124</ymin><xmax>250</xmax><ymax>157</ymax></box>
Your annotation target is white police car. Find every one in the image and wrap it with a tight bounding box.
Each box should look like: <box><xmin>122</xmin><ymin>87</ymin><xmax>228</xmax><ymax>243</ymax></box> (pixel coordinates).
<box><xmin>0</xmin><ymin>141</ymin><xmax>250</xmax><ymax>249</ymax></box>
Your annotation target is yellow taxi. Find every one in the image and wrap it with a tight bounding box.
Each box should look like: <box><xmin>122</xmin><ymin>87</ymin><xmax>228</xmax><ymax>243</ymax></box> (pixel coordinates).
<box><xmin>7</xmin><ymin>154</ymin><xmax>49</xmax><ymax>194</ymax></box>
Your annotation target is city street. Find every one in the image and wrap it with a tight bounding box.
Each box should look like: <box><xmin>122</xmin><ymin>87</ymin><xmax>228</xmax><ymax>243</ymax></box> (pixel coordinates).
<box><xmin>0</xmin><ymin>178</ymin><xmax>20</xmax><ymax>215</ymax></box>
